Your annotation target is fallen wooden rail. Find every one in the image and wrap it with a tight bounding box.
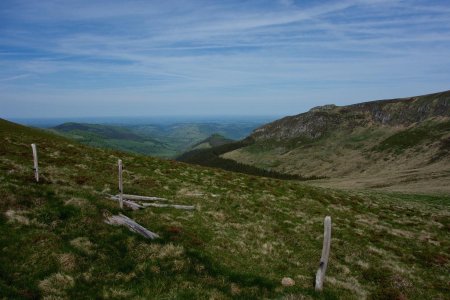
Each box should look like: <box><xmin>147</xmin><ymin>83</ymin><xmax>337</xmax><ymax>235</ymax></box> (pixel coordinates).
<box><xmin>121</xmin><ymin>194</ymin><xmax>167</xmax><ymax>201</ymax></box>
<box><xmin>105</xmin><ymin>213</ymin><xmax>159</xmax><ymax>239</ymax></box>
<box><xmin>109</xmin><ymin>196</ymin><xmax>143</xmax><ymax>210</ymax></box>
<box><xmin>315</xmin><ymin>216</ymin><xmax>331</xmax><ymax>291</ymax></box>
<box><xmin>108</xmin><ymin>195</ymin><xmax>194</xmax><ymax>210</ymax></box>
<box><xmin>141</xmin><ymin>203</ymin><xmax>195</xmax><ymax>210</ymax></box>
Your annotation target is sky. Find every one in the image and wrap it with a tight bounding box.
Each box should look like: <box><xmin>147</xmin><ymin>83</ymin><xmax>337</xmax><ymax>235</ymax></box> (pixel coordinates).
<box><xmin>1</xmin><ymin>0</ymin><xmax>450</xmax><ymax>118</ymax></box>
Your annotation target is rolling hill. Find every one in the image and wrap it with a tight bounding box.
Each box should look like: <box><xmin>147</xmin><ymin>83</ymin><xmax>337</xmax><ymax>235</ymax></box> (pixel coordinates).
<box><xmin>219</xmin><ymin>90</ymin><xmax>450</xmax><ymax>194</ymax></box>
<box><xmin>1</xmin><ymin>118</ymin><xmax>449</xmax><ymax>299</ymax></box>
<box><xmin>49</xmin><ymin>122</ymin><xmax>173</xmax><ymax>157</ymax></box>
<box><xmin>188</xmin><ymin>134</ymin><xmax>233</xmax><ymax>151</ymax></box>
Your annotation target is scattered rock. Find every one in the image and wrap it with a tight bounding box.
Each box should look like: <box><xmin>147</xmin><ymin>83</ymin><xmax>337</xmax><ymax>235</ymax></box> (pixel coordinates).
<box><xmin>281</xmin><ymin>277</ymin><xmax>295</xmax><ymax>287</ymax></box>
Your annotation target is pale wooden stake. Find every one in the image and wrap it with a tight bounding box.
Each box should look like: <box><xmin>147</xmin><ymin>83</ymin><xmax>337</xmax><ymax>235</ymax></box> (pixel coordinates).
<box><xmin>118</xmin><ymin>159</ymin><xmax>123</xmax><ymax>209</ymax></box>
<box><xmin>315</xmin><ymin>216</ymin><xmax>331</xmax><ymax>291</ymax></box>
<box><xmin>31</xmin><ymin>143</ymin><xmax>39</xmax><ymax>182</ymax></box>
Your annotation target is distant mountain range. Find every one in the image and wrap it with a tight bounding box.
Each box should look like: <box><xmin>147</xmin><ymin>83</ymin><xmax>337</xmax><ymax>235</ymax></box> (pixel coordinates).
<box><xmin>182</xmin><ymin>90</ymin><xmax>450</xmax><ymax>193</ymax></box>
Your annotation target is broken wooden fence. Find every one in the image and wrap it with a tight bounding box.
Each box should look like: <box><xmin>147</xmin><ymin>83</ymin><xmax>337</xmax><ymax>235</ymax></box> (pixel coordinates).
<box><xmin>113</xmin><ymin>158</ymin><xmax>195</xmax><ymax>211</ymax></box>
<box><xmin>26</xmin><ymin>151</ymin><xmax>331</xmax><ymax>290</ymax></box>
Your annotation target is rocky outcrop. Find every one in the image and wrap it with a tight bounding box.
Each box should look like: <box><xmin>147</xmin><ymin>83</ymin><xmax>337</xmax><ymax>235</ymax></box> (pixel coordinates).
<box><xmin>250</xmin><ymin>90</ymin><xmax>450</xmax><ymax>142</ymax></box>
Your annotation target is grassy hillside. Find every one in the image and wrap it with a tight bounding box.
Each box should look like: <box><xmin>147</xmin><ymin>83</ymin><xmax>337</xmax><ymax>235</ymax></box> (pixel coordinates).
<box><xmin>49</xmin><ymin>123</ymin><xmax>174</xmax><ymax>157</ymax></box>
<box><xmin>1</xmin><ymin>119</ymin><xmax>449</xmax><ymax>299</ymax></box>
<box><xmin>222</xmin><ymin>91</ymin><xmax>450</xmax><ymax>194</ymax></box>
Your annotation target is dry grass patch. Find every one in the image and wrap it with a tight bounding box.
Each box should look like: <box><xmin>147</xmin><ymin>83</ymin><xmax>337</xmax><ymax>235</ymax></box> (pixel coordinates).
<box><xmin>38</xmin><ymin>273</ymin><xmax>74</xmax><ymax>298</ymax></box>
<box><xmin>64</xmin><ymin>197</ymin><xmax>94</xmax><ymax>210</ymax></box>
<box><xmin>5</xmin><ymin>209</ymin><xmax>30</xmax><ymax>225</ymax></box>
<box><xmin>69</xmin><ymin>237</ymin><xmax>95</xmax><ymax>255</ymax></box>
<box><xmin>157</xmin><ymin>243</ymin><xmax>184</xmax><ymax>259</ymax></box>
<box><xmin>57</xmin><ymin>253</ymin><xmax>77</xmax><ymax>272</ymax></box>
<box><xmin>102</xmin><ymin>287</ymin><xmax>133</xmax><ymax>299</ymax></box>
<box><xmin>327</xmin><ymin>276</ymin><xmax>368</xmax><ymax>300</ymax></box>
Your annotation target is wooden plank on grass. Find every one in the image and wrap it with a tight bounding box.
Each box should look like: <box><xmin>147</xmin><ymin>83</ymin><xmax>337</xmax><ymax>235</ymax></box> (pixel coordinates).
<box><xmin>105</xmin><ymin>213</ymin><xmax>159</xmax><ymax>239</ymax></box>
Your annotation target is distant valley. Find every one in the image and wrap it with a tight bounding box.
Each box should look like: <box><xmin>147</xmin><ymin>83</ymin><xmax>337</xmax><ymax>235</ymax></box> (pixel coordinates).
<box><xmin>47</xmin><ymin>120</ymin><xmax>267</xmax><ymax>158</ymax></box>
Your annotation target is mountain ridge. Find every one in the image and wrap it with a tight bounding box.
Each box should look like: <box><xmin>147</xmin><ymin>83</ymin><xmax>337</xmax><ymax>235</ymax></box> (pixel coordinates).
<box><xmin>217</xmin><ymin>90</ymin><xmax>450</xmax><ymax>193</ymax></box>
<box><xmin>249</xmin><ymin>90</ymin><xmax>450</xmax><ymax>142</ymax></box>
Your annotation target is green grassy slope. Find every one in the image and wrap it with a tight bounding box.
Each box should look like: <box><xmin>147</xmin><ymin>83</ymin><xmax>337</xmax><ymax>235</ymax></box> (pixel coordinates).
<box><xmin>1</xmin><ymin>119</ymin><xmax>449</xmax><ymax>299</ymax></box>
<box><xmin>177</xmin><ymin>140</ymin><xmax>321</xmax><ymax>180</ymax></box>
<box><xmin>224</xmin><ymin>120</ymin><xmax>450</xmax><ymax>194</ymax></box>
<box><xmin>53</xmin><ymin>122</ymin><xmax>144</xmax><ymax>140</ymax></box>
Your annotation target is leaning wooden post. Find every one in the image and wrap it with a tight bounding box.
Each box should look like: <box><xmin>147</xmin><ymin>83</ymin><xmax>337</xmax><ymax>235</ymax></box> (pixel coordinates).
<box><xmin>118</xmin><ymin>159</ymin><xmax>123</xmax><ymax>209</ymax></box>
<box><xmin>31</xmin><ymin>143</ymin><xmax>39</xmax><ymax>182</ymax></box>
<box><xmin>315</xmin><ymin>216</ymin><xmax>331</xmax><ymax>291</ymax></box>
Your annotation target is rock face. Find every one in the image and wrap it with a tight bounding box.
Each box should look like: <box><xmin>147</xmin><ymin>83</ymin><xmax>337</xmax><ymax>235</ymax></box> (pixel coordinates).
<box><xmin>250</xmin><ymin>90</ymin><xmax>450</xmax><ymax>142</ymax></box>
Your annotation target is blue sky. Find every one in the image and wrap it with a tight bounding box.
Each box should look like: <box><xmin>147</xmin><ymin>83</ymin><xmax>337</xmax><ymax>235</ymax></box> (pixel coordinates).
<box><xmin>1</xmin><ymin>0</ymin><xmax>450</xmax><ymax>118</ymax></box>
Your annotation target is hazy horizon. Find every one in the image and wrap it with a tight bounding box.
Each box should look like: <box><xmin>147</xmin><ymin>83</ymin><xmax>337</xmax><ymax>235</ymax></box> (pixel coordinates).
<box><xmin>1</xmin><ymin>0</ymin><xmax>450</xmax><ymax>118</ymax></box>
<box><xmin>9</xmin><ymin>114</ymin><xmax>280</xmax><ymax>128</ymax></box>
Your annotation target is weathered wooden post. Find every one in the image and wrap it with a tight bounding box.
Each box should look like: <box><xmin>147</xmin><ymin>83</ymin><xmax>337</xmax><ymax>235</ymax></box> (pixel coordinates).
<box><xmin>315</xmin><ymin>216</ymin><xmax>331</xmax><ymax>291</ymax></box>
<box><xmin>31</xmin><ymin>143</ymin><xmax>39</xmax><ymax>182</ymax></box>
<box><xmin>118</xmin><ymin>159</ymin><xmax>123</xmax><ymax>209</ymax></box>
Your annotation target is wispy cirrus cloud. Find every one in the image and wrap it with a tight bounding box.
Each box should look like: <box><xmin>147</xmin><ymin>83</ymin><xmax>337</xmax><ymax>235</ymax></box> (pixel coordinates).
<box><xmin>0</xmin><ymin>73</ymin><xmax>30</xmax><ymax>81</ymax></box>
<box><xmin>0</xmin><ymin>0</ymin><xmax>449</xmax><ymax>118</ymax></box>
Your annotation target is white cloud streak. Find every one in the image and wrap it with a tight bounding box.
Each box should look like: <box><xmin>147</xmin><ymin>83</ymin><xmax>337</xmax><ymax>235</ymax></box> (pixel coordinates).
<box><xmin>0</xmin><ymin>0</ymin><xmax>449</xmax><ymax>117</ymax></box>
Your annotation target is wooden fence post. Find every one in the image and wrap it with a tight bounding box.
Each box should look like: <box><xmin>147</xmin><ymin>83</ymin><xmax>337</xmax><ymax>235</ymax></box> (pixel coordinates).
<box><xmin>118</xmin><ymin>159</ymin><xmax>123</xmax><ymax>209</ymax></box>
<box><xmin>315</xmin><ymin>216</ymin><xmax>331</xmax><ymax>291</ymax></box>
<box><xmin>31</xmin><ymin>143</ymin><xmax>39</xmax><ymax>182</ymax></box>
